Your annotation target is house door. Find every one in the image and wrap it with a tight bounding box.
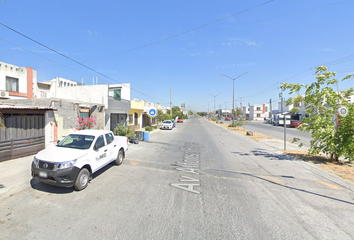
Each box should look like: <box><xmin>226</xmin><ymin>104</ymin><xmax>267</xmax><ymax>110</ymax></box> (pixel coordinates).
<box><xmin>110</xmin><ymin>113</ymin><xmax>127</xmax><ymax>131</ymax></box>
<box><xmin>134</xmin><ymin>113</ymin><xmax>138</xmax><ymax>126</ymax></box>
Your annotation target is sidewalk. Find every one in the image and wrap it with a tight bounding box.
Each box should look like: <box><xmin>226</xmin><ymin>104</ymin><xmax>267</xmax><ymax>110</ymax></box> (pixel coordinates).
<box><xmin>0</xmin><ymin>128</ymin><xmax>161</xmax><ymax>197</ymax></box>
<box><xmin>0</xmin><ymin>154</ymin><xmax>34</xmax><ymax>196</ymax></box>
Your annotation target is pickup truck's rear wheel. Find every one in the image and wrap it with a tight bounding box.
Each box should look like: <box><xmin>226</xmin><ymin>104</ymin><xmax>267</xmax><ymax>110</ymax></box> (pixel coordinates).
<box><xmin>115</xmin><ymin>149</ymin><xmax>124</xmax><ymax>165</ymax></box>
<box><xmin>74</xmin><ymin>168</ymin><xmax>89</xmax><ymax>191</ymax></box>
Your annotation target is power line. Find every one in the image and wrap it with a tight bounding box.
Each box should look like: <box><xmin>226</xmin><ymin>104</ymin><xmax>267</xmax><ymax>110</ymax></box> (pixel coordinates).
<box><xmin>0</xmin><ymin>37</ymin><xmax>91</xmax><ymax>78</ymax></box>
<box><xmin>40</xmin><ymin>0</ymin><xmax>276</xmax><ymax>65</ymax></box>
<box><xmin>0</xmin><ymin>23</ymin><xmax>169</xmax><ymax>104</ymax></box>
<box><xmin>0</xmin><ymin>1</ymin><xmax>276</xmax><ymax>104</ymax></box>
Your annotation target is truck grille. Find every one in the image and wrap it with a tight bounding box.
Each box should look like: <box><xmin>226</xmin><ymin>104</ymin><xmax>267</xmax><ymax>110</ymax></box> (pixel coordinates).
<box><xmin>38</xmin><ymin>161</ymin><xmax>55</xmax><ymax>170</ymax></box>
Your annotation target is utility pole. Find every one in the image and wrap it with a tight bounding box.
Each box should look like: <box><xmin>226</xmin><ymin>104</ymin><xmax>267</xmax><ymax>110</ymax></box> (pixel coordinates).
<box><xmin>269</xmin><ymin>98</ymin><xmax>272</xmax><ymax>118</ymax></box>
<box><xmin>220</xmin><ymin>72</ymin><xmax>249</xmax><ymax>124</ymax></box>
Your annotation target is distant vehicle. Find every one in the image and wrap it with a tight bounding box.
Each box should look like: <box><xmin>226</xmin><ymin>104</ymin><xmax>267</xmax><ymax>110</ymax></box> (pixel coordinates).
<box><xmin>225</xmin><ymin>117</ymin><xmax>231</xmax><ymax>121</ymax></box>
<box><xmin>291</xmin><ymin>120</ymin><xmax>302</xmax><ymax>128</ymax></box>
<box><xmin>273</xmin><ymin>114</ymin><xmax>291</xmax><ymax>127</ymax></box>
<box><xmin>161</xmin><ymin>120</ymin><xmax>173</xmax><ymax>130</ymax></box>
<box><xmin>31</xmin><ymin>130</ymin><xmax>128</xmax><ymax>191</ymax></box>
<box><xmin>177</xmin><ymin>119</ymin><xmax>184</xmax><ymax>123</ymax></box>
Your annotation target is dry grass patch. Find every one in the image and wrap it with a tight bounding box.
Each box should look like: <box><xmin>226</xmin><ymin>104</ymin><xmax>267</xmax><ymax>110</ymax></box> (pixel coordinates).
<box><xmin>285</xmin><ymin>150</ymin><xmax>354</xmax><ymax>183</ymax></box>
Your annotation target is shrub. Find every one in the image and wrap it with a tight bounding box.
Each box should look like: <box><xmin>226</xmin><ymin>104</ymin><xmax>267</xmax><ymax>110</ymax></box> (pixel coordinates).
<box><xmin>219</xmin><ymin>121</ymin><xmax>224</xmax><ymax>124</ymax></box>
<box><xmin>211</xmin><ymin>117</ymin><xmax>217</xmax><ymax>121</ymax></box>
<box><xmin>228</xmin><ymin>121</ymin><xmax>244</xmax><ymax>129</ymax></box>
<box><xmin>76</xmin><ymin>116</ymin><xmax>96</xmax><ymax>130</ymax></box>
<box><xmin>113</xmin><ymin>123</ymin><xmax>127</xmax><ymax>136</ymax></box>
<box><xmin>126</xmin><ymin>128</ymin><xmax>136</xmax><ymax>140</ymax></box>
<box><xmin>145</xmin><ymin>126</ymin><xmax>153</xmax><ymax>132</ymax></box>
<box><xmin>113</xmin><ymin>124</ymin><xmax>136</xmax><ymax>139</ymax></box>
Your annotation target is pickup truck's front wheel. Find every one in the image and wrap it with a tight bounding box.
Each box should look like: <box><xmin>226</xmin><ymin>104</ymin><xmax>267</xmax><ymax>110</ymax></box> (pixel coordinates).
<box><xmin>74</xmin><ymin>168</ymin><xmax>90</xmax><ymax>191</ymax></box>
<box><xmin>115</xmin><ymin>149</ymin><xmax>124</xmax><ymax>165</ymax></box>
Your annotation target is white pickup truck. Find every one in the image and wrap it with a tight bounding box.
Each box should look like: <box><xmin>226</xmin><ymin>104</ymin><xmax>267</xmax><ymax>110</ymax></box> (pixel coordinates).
<box><xmin>31</xmin><ymin>130</ymin><xmax>128</xmax><ymax>191</ymax></box>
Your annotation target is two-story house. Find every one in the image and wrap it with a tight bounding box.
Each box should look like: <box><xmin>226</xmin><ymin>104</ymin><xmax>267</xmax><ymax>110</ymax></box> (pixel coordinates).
<box><xmin>248</xmin><ymin>104</ymin><xmax>269</xmax><ymax>121</ymax></box>
<box><xmin>0</xmin><ymin>61</ymin><xmax>37</xmax><ymax>99</ymax></box>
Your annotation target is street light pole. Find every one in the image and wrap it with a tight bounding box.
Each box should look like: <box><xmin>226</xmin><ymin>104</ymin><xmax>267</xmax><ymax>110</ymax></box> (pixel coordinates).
<box><xmin>209</xmin><ymin>93</ymin><xmax>221</xmax><ymax>117</ymax></box>
<box><xmin>220</xmin><ymin>72</ymin><xmax>249</xmax><ymax>124</ymax></box>
<box><xmin>204</xmin><ymin>100</ymin><xmax>212</xmax><ymax>119</ymax></box>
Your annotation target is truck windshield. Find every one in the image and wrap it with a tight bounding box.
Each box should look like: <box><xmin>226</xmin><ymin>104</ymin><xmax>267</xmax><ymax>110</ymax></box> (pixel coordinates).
<box><xmin>57</xmin><ymin>134</ymin><xmax>95</xmax><ymax>150</ymax></box>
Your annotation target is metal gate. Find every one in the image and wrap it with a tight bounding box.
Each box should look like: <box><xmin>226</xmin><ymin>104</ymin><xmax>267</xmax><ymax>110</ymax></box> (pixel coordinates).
<box><xmin>0</xmin><ymin>115</ymin><xmax>45</xmax><ymax>162</ymax></box>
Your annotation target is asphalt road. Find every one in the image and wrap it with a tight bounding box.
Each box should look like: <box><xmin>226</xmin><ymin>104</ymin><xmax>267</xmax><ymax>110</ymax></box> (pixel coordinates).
<box><xmin>225</xmin><ymin>119</ymin><xmax>312</xmax><ymax>149</ymax></box>
<box><xmin>1</xmin><ymin>116</ymin><xmax>354</xmax><ymax>239</ymax></box>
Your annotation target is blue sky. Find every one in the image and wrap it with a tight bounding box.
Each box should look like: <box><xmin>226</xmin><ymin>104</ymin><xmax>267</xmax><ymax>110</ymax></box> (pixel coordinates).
<box><xmin>1</xmin><ymin>0</ymin><xmax>354</xmax><ymax>112</ymax></box>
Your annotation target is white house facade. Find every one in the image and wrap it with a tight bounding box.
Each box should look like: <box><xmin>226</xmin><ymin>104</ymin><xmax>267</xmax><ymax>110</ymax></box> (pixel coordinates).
<box><xmin>249</xmin><ymin>104</ymin><xmax>269</xmax><ymax>121</ymax></box>
<box><xmin>0</xmin><ymin>61</ymin><xmax>37</xmax><ymax>100</ymax></box>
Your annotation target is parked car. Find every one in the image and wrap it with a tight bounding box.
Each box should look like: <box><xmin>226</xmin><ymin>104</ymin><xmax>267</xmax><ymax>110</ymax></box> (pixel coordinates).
<box><xmin>177</xmin><ymin>119</ymin><xmax>184</xmax><ymax>123</ymax></box>
<box><xmin>31</xmin><ymin>130</ymin><xmax>128</xmax><ymax>191</ymax></box>
<box><xmin>291</xmin><ymin>120</ymin><xmax>302</xmax><ymax>128</ymax></box>
<box><xmin>225</xmin><ymin>117</ymin><xmax>231</xmax><ymax>121</ymax></box>
<box><xmin>161</xmin><ymin>120</ymin><xmax>173</xmax><ymax>130</ymax></box>
<box><xmin>171</xmin><ymin>120</ymin><xmax>176</xmax><ymax>128</ymax></box>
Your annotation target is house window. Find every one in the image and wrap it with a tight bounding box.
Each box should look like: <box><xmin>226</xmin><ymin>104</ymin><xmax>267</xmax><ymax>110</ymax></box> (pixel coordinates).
<box><xmin>114</xmin><ymin>89</ymin><xmax>121</xmax><ymax>101</ymax></box>
<box><xmin>129</xmin><ymin>114</ymin><xmax>133</xmax><ymax>124</ymax></box>
<box><xmin>256</xmin><ymin>107</ymin><xmax>261</xmax><ymax>111</ymax></box>
<box><xmin>256</xmin><ymin>114</ymin><xmax>261</xmax><ymax>117</ymax></box>
<box><xmin>294</xmin><ymin>103</ymin><xmax>301</xmax><ymax>107</ymax></box>
<box><xmin>80</xmin><ymin>108</ymin><xmax>90</xmax><ymax>118</ymax></box>
<box><xmin>6</xmin><ymin>76</ymin><xmax>19</xmax><ymax>92</ymax></box>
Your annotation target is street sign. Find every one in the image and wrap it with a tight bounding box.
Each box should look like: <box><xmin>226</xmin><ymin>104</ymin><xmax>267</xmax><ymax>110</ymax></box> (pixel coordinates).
<box><xmin>148</xmin><ymin>108</ymin><xmax>157</xmax><ymax>118</ymax></box>
<box><xmin>338</xmin><ymin>106</ymin><xmax>348</xmax><ymax>117</ymax></box>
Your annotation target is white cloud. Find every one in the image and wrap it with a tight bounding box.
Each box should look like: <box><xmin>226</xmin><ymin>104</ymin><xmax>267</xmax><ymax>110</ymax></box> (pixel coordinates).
<box><xmin>222</xmin><ymin>37</ymin><xmax>260</xmax><ymax>47</ymax></box>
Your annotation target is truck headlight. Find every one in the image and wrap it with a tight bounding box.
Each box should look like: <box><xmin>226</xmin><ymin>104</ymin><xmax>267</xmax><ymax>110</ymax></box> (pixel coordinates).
<box><xmin>56</xmin><ymin>160</ymin><xmax>77</xmax><ymax>170</ymax></box>
<box><xmin>33</xmin><ymin>156</ymin><xmax>39</xmax><ymax>168</ymax></box>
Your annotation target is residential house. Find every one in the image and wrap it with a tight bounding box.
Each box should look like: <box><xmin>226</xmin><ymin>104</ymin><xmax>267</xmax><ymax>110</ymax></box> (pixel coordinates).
<box><xmin>35</xmin><ymin>80</ymin><xmax>131</xmax><ymax>132</ymax></box>
<box><xmin>278</xmin><ymin>99</ymin><xmax>306</xmax><ymax>120</ymax></box>
<box><xmin>0</xmin><ymin>61</ymin><xmax>37</xmax><ymax>99</ymax></box>
<box><xmin>242</xmin><ymin>106</ymin><xmax>250</xmax><ymax>119</ymax></box>
<box><xmin>128</xmin><ymin>99</ymin><xmax>145</xmax><ymax>130</ymax></box>
<box><xmin>249</xmin><ymin>104</ymin><xmax>269</xmax><ymax>121</ymax></box>
<box><xmin>143</xmin><ymin>101</ymin><xmax>161</xmax><ymax>127</ymax></box>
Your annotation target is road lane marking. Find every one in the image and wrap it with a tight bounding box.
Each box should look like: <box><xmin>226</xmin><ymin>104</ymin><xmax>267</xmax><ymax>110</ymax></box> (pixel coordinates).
<box><xmin>171</xmin><ymin>142</ymin><xmax>201</xmax><ymax>194</ymax></box>
<box><xmin>312</xmin><ymin>180</ymin><xmax>341</xmax><ymax>190</ymax></box>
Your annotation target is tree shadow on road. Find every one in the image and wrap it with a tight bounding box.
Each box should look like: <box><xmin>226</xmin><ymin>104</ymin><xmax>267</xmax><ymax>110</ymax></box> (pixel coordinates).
<box><xmin>232</xmin><ymin>148</ymin><xmax>299</xmax><ymax>161</ymax></box>
<box><xmin>207</xmin><ymin>168</ymin><xmax>354</xmax><ymax>206</ymax></box>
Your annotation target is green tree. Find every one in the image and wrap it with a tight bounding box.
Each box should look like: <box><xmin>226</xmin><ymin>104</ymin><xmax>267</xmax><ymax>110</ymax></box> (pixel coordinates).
<box><xmin>281</xmin><ymin>66</ymin><xmax>354</xmax><ymax>162</ymax></box>
<box><xmin>167</xmin><ymin>106</ymin><xmax>184</xmax><ymax>119</ymax></box>
<box><xmin>162</xmin><ymin>114</ymin><xmax>171</xmax><ymax>121</ymax></box>
<box><xmin>156</xmin><ymin>109</ymin><xmax>164</xmax><ymax>122</ymax></box>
